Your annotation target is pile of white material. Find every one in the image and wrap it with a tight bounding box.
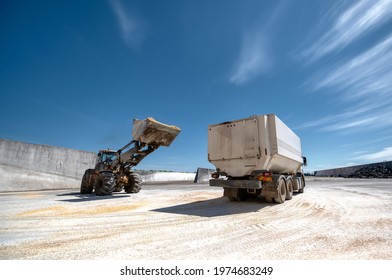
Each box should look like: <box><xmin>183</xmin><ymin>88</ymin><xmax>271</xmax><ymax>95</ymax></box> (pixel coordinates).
<box><xmin>141</xmin><ymin>172</ymin><xmax>196</xmax><ymax>182</ymax></box>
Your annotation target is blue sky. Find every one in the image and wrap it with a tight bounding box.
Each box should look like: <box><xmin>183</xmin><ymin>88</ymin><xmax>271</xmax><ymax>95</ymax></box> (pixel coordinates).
<box><xmin>1</xmin><ymin>0</ymin><xmax>392</xmax><ymax>173</ymax></box>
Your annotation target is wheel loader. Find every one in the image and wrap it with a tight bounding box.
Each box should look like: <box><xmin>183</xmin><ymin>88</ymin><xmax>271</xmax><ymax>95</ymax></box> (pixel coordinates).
<box><xmin>80</xmin><ymin>117</ymin><xmax>181</xmax><ymax>195</ymax></box>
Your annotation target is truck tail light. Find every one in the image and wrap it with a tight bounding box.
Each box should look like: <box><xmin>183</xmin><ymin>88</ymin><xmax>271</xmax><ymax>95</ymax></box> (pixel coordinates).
<box><xmin>211</xmin><ymin>172</ymin><xmax>220</xmax><ymax>179</ymax></box>
<box><xmin>256</xmin><ymin>172</ymin><xmax>272</xmax><ymax>182</ymax></box>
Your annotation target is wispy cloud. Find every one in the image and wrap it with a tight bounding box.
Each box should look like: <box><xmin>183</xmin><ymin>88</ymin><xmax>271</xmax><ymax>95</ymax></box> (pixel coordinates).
<box><xmin>229</xmin><ymin>32</ymin><xmax>272</xmax><ymax>85</ymax></box>
<box><xmin>228</xmin><ymin>3</ymin><xmax>288</xmax><ymax>85</ymax></box>
<box><xmin>108</xmin><ymin>0</ymin><xmax>147</xmax><ymax>49</ymax></box>
<box><xmin>302</xmin><ymin>0</ymin><xmax>392</xmax><ymax>62</ymax></box>
<box><xmin>302</xmin><ymin>33</ymin><xmax>392</xmax><ymax>132</ymax></box>
<box><xmin>352</xmin><ymin>147</ymin><xmax>392</xmax><ymax>161</ymax></box>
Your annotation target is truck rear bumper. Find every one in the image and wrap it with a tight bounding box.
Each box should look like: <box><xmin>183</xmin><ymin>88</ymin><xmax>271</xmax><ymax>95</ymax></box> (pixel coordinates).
<box><xmin>209</xmin><ymin>179</ymin><xmax>261</xmax><ymax>189</ymax></box>
<box><xmin>210</xmin><ymin>179</ymin><xmax>279</xmax><ymax>198</ymax></box>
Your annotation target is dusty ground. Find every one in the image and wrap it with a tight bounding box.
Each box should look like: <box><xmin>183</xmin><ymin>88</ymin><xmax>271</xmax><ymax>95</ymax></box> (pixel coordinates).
<box><xmin>0</xmin><ymin>177</ymin><xmax>391</xmax><ymax>260</ymax></box>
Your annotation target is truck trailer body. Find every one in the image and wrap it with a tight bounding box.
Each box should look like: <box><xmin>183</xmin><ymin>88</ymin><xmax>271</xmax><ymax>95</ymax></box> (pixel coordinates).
<box><xmin>208</xmin><ymin>114</ymin><xmax>306</xmax><ymax>203</ymax></box>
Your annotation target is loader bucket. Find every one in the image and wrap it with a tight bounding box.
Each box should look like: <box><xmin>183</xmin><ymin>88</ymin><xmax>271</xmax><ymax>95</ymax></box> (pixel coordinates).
<box><xmin>132</xmin><ymin>117</ymin><xmax>181</xmax><ymax>147</ymax></box>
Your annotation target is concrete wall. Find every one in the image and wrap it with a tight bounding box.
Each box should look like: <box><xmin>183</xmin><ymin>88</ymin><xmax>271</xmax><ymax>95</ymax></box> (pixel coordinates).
<box><xmin>0</xmin><ymin>139</ymin><xmax>97</xmax><ymax>179</ymax></box>
<box><xmin>0</xmin><ymin>164</ymin><xmax>81</xmax><ymax>192</ymax></box>
<box><xmin>0</xmin><ymin>139</ymin><xmax>196</xmax><ymax>192</ymax></box>
<box><xmin>315</xmin><ymin>161</ymin><xmax>392</xmax><ymax>177</ymax></box>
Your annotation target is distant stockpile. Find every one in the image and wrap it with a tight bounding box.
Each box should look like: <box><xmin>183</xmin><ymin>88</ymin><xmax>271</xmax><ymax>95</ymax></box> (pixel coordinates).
<box><xmin>315</xmin><ymin>161</ymin><xmax>392</xmax><ymax>178</ymax></box>
<box><xmin>347</xmin><ymin>165</ymin><xmax>392</xmax><ymax>179</ymax></box>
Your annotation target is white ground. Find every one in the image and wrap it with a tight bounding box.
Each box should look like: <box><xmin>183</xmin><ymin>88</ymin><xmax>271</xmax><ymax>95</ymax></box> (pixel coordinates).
<box><xmin>0</xmin><ymin>177</ymin><xmax>391</xmax><ymax>260</ymax></box>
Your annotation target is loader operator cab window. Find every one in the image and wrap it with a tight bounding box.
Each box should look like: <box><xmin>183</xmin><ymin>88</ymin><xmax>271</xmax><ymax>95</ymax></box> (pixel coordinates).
<box><xmin>99</xmin><ymin>152</ymin><xmax>117</xmax><ymax>163</ymax></box>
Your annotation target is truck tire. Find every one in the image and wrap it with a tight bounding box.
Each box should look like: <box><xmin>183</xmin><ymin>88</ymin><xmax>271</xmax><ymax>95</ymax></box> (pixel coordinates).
<box><xmin>298</xmin><ymin>174</ymin><xmax>305</xmax><ymax>193</ymax></box>
<box><xmin>125</xmin><ymin>172</ymin><xmax>142</xmax><ymax>193</ymax></box>
<box><xmin>95</xmin><ymin>172</ymin><xmax>116</xmax><ymax>196</ymax></box>
<box><xmin>80</xmin><ymin>169</ymin><xmax>96</xmax><ymax>194</ymax></box>
<box><xmin>274</xmin><ymin>176</ymin><xmax>286</xmax><ymax>204</ymax></box>
<box><xmin>285</xmin><ymin>177</ymin><xmax>293</xmax><ymax>200</ymax></box>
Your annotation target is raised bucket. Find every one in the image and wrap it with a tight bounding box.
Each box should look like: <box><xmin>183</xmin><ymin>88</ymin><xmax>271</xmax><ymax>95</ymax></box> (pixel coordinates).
<box><xmin>132</xmin><ymin>117</ymin><xmax>181</xmax><ymax>147</ymax></box>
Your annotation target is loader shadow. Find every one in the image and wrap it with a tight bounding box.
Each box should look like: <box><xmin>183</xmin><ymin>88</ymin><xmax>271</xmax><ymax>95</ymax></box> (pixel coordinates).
<box><xmin>151</xmin><ymin>197</ymin><xmax>271</xmax><ymax>218</ymax></box>
<box><xmin>57</xmin><ymin>192</ymin><xmax>131</xmax><ymax>202</ymax></box>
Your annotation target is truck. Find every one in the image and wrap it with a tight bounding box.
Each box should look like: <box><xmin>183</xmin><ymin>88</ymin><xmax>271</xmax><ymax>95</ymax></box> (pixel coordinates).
<box><xmin>208</xmin><ymin>114</ymin><xmax>306</xmax><ymax>203</ymax></box>
<box><xmin>80</xmin><ymin>117</ymin><xmax>181</xmax><ymax>195</ymax></box>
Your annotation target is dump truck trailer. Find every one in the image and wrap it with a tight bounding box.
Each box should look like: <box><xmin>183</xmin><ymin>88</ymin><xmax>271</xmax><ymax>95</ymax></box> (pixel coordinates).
<box><xmin>208</xmin><ymin>114</ymin><xmax>306</xmax><ymax>203</ymax></box>
<box><xmin>80</xmin><ymin>117</ymin><xmax>180</xmax><ymax>196</ymax></box>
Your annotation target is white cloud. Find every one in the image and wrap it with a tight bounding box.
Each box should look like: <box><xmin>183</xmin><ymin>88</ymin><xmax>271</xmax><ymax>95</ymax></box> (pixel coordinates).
<box><xmin>302</xmin><ymin>34</ymin><xmax>392</xmax><ymax>132</ymax></box>
<box><xmin>229</xmin><ymin>32</ymin><xmax>272</xmax><ymax>85</ymax></box>
<box><xmin>353</xmin><ymin>147</ymin><xmax>392</xmax><ymax>161</ymax></box>
<box><xmin>108</xmin><ymin>0</ymin><xmax>147</xmax><ymax>49</ymax></box>
<box><xmin>303</xmin><ymin>0</ymin><xmax>392</xmax><ymax>61</ymax></box>
<box><xmin>228</xmin><ymin>2</ymin><xmax>289</xmax><ymax>85</ymax></box>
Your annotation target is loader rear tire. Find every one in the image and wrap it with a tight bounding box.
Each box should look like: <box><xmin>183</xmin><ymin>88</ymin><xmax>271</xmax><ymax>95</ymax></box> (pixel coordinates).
<box><xmin>274</xmin><ymin>176</ymin><xmax>286</xmax><ymax>204</ymax></box>
<box><xmin>80</xmin><ymin>169</ymin><xmax>95</xmax><ymax>194</ymax></box>
<box><xmin>95</xmin><ymin>172</ymin><xmax>116</xmax><ymax>196</ymax></box>
<box><xmin>125</xmin><ymin>172</ymin><xmax>142</xmax><ymax>193</ymax></box>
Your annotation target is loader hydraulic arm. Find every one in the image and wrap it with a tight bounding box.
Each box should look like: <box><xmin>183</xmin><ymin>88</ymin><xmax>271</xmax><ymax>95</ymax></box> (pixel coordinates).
<box><xmin>117</xmin><ymin>140</ymin><xmax>159</xmax><ymax>168</ymax></box>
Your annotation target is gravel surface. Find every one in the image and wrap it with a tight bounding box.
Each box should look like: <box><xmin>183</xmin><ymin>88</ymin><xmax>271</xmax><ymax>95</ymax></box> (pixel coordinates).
<box><xmin>0</xmin><ymin>178</ymin><xmax>391</xmax><ymax>260</ymax></box>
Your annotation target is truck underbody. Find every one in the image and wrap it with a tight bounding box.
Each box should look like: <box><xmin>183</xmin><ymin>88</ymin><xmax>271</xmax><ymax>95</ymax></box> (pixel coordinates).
<box><xmin>210</xmin><ymin>171</ymin><xmax>305</xmax><ymax>203</ymax></box>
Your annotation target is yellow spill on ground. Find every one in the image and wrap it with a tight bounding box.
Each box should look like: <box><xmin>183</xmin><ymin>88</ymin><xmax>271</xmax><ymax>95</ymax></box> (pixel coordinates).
<box><xmin>17</xmin><ymin>203</ymin><xmax>143</xmax><ymax>217</ymax></box>
<box><xmin>20</xmin><ymin>193</ymin><xmax>45</xmax><ymax>198</ymax></box>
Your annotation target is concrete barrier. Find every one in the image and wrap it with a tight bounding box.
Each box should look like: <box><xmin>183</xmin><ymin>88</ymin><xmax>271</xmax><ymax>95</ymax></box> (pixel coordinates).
<box><xmin>315</xmin><ymin>161</ymin><xmax>392</xmax><ymax>177</ymax></box>
<box><xmin>194</xmin><ymin>167</ymin><xmax>215</xmax><ymax>183</ymax></box>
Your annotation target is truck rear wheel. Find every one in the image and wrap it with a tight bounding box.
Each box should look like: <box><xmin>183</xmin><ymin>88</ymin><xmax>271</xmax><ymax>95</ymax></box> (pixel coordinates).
<box><xmin>95</xmin><ymin>172</ymin><xmax>116</xmax><ymax>196</ymax></box>
<box><xmin>125</xmin><ymin>172</ymin><xmax>142</xmax><ymax>193</ymax></box>
<box><xmin>298</xmin><ymin>174</ymin><xmax>305</xmax><ymax>193</ymax></box>
<box><xmin>285</xmin><ymin>177</ymin><xmax>293</xmax><ymax>200</ymax></box>
<box><xmin>274</xmin><ymin>176</ymin><xmax>286</xmax><ymax>204</ymax></box>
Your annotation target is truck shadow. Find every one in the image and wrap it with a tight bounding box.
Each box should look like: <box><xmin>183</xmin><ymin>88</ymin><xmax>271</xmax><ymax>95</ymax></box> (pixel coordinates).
<box><xmin>151</xmin><ymin>197</ymin><xmax>272</xmax><ymax>218</ymax></box>
<box><xmin>57</xmin><ymin>192</ymin><xmax>131</xmax><ymax>202</ymax></box>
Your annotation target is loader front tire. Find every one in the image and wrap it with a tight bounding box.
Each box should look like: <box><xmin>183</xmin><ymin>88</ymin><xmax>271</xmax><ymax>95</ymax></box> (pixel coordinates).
<box><xmin>80</xmin><ymin>169</ymin><xmax>96</xmax><ymax>194</ymax></box>
<box><xmin>125</xmin><ymin>172</ymin><xmax>142</xmax><ymax>193</ymax></box>
<box><xmin>95</xmin><ymin>172</ymin><xmax>116</xmax><ymax>196</ymax></box>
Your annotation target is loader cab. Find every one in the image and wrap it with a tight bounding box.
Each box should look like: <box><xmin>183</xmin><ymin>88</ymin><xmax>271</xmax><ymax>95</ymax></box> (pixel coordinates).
<box><xmin>98</xmin><ymin>150</ymin><xmax>118</xmax><ymax>163</ymax></box>
<box><xmin>95</xmin><ymin>150</ymin><xmax>118</xmax><ymax>172</ymax></box>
